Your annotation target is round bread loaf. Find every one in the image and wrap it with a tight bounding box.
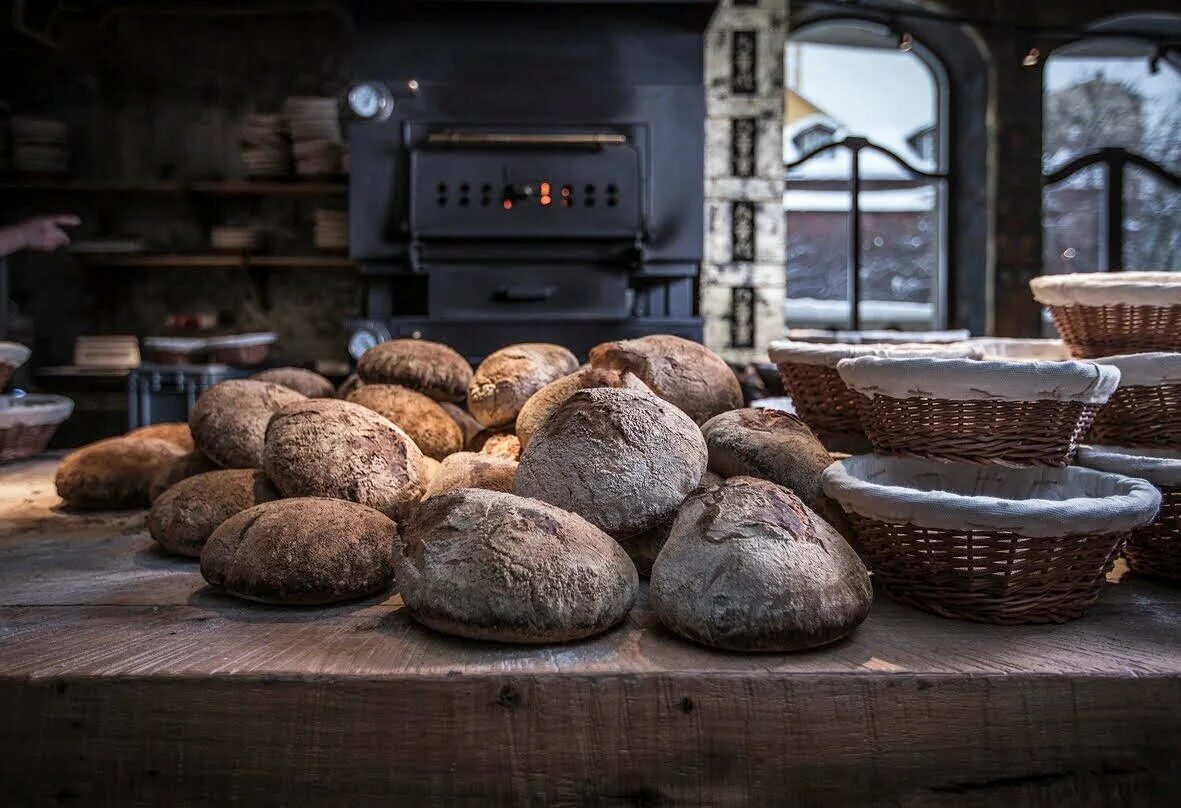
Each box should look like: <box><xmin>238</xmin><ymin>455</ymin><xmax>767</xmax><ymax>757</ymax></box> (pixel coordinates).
<box><xmin>479</xmin><ymin>432</ymin><xmax>521</xmax><ymax>460</ymax></box>
<box><xmin>439</xmin><ymin>402</ymin><xmax>484</xmax><ymax>447</ymax></box>
<box><xmin>251</xmin><ymin>366</ymin><xmax>335</xmax><ymax>398</ymax></box>
<box><xmin>421</xmin><ymin>455</ymin><xmax>442</xmax><ymax>486</ymax></box>
<box><xmin>516</xmin><ymin>367</ymin><xmax>649</xmax><ymax>448</ymax></box>
<box><xmin>650</xmin><ymin>477</ymin><xmax>872</xmax><ymax>651</ymax></box>
<box><xmin>55</xmin><ymin>436</ymin><xmax>187</xmax><ymax>509</ymax></box>
<box><xmin>395</xmin><ymin>488</ymin><xmax>638</xmax><ymax>643</ymax></box>
<box><xmin>701</xmin><ymin>408</ymin><xmax>852</xmax><ymax>539</ymax></box>
<box><xmin>357</xmin><ymin>339</ymin><xmax>472</xmax><ymax>402</ymax></box>
<box><xmin>263</xmin><ymin>398</ymin><xmax>425</xmax><ymax>519</ymax></box>
<box><xmin>618</xmin><ymin>470</ymin><xmax>724</xmax><ymax>576</ymax></box>
<box><xmin>468</xmin><ymin>343</ymin><xmax>579</xmax><ymax>428</ymax></box>
<box><xmin>336</xmin><ymin>373</ymin><xmax>362</xmax><ymax>400</ymax></box>
<box><xmin>148</xmin><ymin>469</ymin><xmax>280</xmax><ymax>557</ymax></box>
<box><xmin>589</xmin><ymin>334</ymin><xmax>742</xmax><ymax>424</ymax></box>
<box><xmin>189</xmin><ymin>380</ymin><xmax>306</xmax><ymax>469</ymax></box>
<box><xmin>514</xmin><ymin>387</ymin><xmax>707</xmax><ymax>538</ymax></box>
<box><xmin>425</xmin><ymin>452</ymin><xmax>517</xmax><ymax>498</ymax></box>
<box><xmin>148</xmin><ymin>450</ymin><xmax>221</xmax><ymax>503</ymax></box>
<box><xmin>347</xmin><ymin>384</ymin><xmax>463</xmax><ymax>460</ymax></box>
<box><xmin>201</xmin><ymin>497</ymin><xmax>396</xmax><ymax>605</ymax></box>
<box><xmin>128</xmin><ymin>422</ymin><xmax>195</xmax><ymax>451</ymax></box>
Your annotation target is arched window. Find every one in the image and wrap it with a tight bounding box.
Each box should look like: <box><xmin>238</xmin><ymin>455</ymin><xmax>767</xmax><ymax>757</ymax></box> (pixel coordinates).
<box><xmin>1042</xmin><ymin>14</ymin><xmax>1181</xmax><ymax>274</ymax></box>
<box><xmin>784</xmin><ymin>19</ymin><xmax>949</xmax><ymax>331</ymax></box>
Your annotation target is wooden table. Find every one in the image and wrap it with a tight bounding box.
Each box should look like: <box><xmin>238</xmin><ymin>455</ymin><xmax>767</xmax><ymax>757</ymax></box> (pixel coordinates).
<box><xmin>1</xmin><ymin>456</ymin><xmax>1178</xmax><ymax>805</ymax></box>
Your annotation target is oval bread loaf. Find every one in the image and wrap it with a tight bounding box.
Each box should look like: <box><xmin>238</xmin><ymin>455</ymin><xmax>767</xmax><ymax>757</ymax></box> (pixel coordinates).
<box><xmin>467</xmin><ymin>343</ymin><xmax>579</xmax><ymax>428</ymax></box>
<box><xmin>189</xmin><ymin>380</ymin><xmax>306</xmax><ymax>469</ymax></box>
<box><xmin>357</xmin><ymin>339</ymin><xmax>472</xmax><ymax>402</ymax></box>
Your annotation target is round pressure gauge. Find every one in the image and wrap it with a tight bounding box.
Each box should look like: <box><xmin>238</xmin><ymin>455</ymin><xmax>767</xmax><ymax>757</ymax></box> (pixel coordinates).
<box><xmin>347</xmin><ymin>82</ymin><xmax>393</xmax><ymax>121</ymax></box>
<box><xmin>347</xmin><ymin>322</ymin><xmax>391</xmax><ymax>360</ymax></box>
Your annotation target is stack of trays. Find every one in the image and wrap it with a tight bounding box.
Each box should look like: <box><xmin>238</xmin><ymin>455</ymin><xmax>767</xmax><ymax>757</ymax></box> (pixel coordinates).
<box><xmin>210</xmin><ymin>225</ymin><xmax>260</xmax><ymax>252</ymax></box>
<box><xmin>313</xmin><ymin>208</ymin><xmax>348</xmax><ymax>250</ymax></box>
<box><xmin>284</xmin><ymin>97</ymin><xmax>341</xmax><ymax>176</ymax></box>
<box><xmin>240</xmin><ymin>113</ymin><xmax>287</xmax><ymax>177</ymax></box>
<box><xmin>11</xmin><ymin>115</ymin><xmax>68</xmax><ymax>174</ymax></box>
<box><xmin>1031</xmin><ymin>272</ymin><xmax>1181</xmax><ymax>357</ymax></box>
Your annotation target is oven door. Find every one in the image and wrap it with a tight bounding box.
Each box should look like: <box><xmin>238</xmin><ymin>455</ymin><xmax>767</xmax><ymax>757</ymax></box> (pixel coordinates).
<box><xmin>426</xmin><ymin>264</ymin><xmax>629</xmax><ymax>320</ymax></box>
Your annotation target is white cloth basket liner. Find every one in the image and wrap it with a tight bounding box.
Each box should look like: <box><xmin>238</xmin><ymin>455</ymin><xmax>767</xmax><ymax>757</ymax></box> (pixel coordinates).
<box><xmin>836</xmin><ymin>356</ymin><xmax>1120</xmax><ymax>404</ymax></box>
<box><xmin>821</xmin><ymin>454</ymin><xmax>1161</xmax><ymax>537</ymax></box>
<box><xmin>768</xmin><ymin>340</ymin><xmax>980</xmax><ymax>368</ymax></box>
<box><xmin>784</xmin><ymin>329</ymin><xmax>970</xmax><ymax>345</ymax></box>
<box><xmin>967</xmin><ymin>337</ymin><xmax>1070</xmax><ymax>361</ymax></box>
<box><xmin>0</xmin><ymin>342</ymin><xmax>31</xmax><ymax>367</ymax></box>
<box><xmin>1075</xmin><ymin>445</ymin><xmax>1181</xmax><ymax>488</ymax></box>
<box><xmin>1030</xmin><ymin>272</ymin><xmax>1181</xmax><ymax>307</ymax></box>
<box><xmin>0</xmin><ymin>394</ymin><xmax>74</xmax><ymax>429</ymax></box>
<box><xmin>1093</xmin><ymin>352</ymin><xmax>1181</xmax><ymax>387</ymax></box>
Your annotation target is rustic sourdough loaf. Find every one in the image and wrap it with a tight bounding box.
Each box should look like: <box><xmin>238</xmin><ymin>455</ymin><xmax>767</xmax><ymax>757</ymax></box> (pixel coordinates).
<box><xmin>439</xmin><ymin>401</ymin><xmax>484</xmax><ymax>446</ymax></box>
<box><xmin>467</xmin><ymin>343</ymin><xmax>579</xmax><ymax>428</ymax></box>
<box><xmin>395</xmin><ymin>488</ymin><xmax>638</xmax><ymax>643</ymax></box>
<box><xmin>201</xmin><ymin>497</ymin><xmax>396</xmax><ymax>605</ymax></box>
<box><xmin>55</xmin><ymin>436</ymin><xmax>187</xmax><ymax>509</ymax></box>
<box><xmin>189</xmin><ymin>379</ymin><xmax>306</xmax><ymax>469</ymax></box>
<box><xmin>514</xmin><ymin>387</ymin><xmax>707</xmax><ymax>538</ymax></box>
<box><xmin>515</xmin><ymin>367</ymin><xmax>649</xmax><ymax>448</ymax></box>
<box><xmin>263</xmin><ymin>398</ymin><xmax>425</xmax><ymax>520</ymax></box>
<box><xmin>148</xmin><ymin>450</ymin><xmax>221</xmax><ymax>503</ymax></box>
<box><xmin>650</xmin><ymin>477</ymin><xmax>872</xmax><ymax>651</ymax></box>
<box><xmin>347</xmin><ymin>383</ymin><xmax>464</xmax><ymax>460</ymax></box>
<box><xmin>357</xmin><ymin>339</ymin><xmax>472</xmax><ymax>402</ymax></box>
<box><xmin>589</xmin><ymin>334</ymin><xmax>742</xmax><ymax>424</ymax></box>
<box><xmin>127</xmin><ymin>422</ymin><xmax>195</xmax><ymax>451</ymax></box>
<box><xmin>148</xmin><ymin>469</ymin><xmax>280</xmax><ymax>558</ymax></box>
<box><xmin>424</xmin><ymin>452</ymin><xmax>517</xmax><ymax>498</ymax></box>
<box><xmin>251</xmin><ymin>366</ymin><xmax>335</xmax><ymax>398</ymax></box>
<box><xmin>618</xmin><ymin>469</ymin><xmax>724</xmax><ymax>576</ymax></box>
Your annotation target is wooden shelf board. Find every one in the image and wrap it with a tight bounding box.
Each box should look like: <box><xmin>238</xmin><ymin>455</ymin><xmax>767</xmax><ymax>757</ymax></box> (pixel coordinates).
<box><xmin>0</xmin><ymin>179</ymin><xmax>347</xmax><ymax>196</ymax></box>
<box><xmin>78</xmin><ymin>253</ymin><xmax>354</xmax><ymax>269</ymax></box>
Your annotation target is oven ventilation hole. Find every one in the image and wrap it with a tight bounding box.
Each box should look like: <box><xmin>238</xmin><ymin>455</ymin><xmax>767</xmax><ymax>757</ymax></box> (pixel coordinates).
<box><xmin>437</xmin><ymin>196</ymin><xmax>447</xmax><ymax>207</ymax></box>
<box><xmin>437</xmin><ymin>182</ymin><xmax>448</xmax><ymax>194</ymax></box>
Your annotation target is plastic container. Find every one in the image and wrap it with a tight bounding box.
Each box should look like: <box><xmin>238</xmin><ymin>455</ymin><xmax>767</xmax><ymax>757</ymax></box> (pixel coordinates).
<box><xmin>822</xmin><ymin>454</ymin><xmax>1161</xmax><ymax>624</ymax></box>
<box><xmin>0</xmin><ymin>394</ymin><xmax>74</xmax><ymax>463</ymax></box>
<box><xmin>1031</xmin><ymin>272</ymin><xmax>1181</xmax><ymax>357</ymax></box>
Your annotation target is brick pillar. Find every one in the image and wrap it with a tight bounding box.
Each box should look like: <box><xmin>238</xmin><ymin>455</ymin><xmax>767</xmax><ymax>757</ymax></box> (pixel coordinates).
<box><xmin>702</xmin><ymin>0</ymin><xmax>788</xmax><ymax>364</ymax></box>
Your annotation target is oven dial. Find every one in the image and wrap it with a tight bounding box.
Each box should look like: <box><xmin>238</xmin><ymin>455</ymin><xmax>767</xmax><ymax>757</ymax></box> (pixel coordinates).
<box><xmin>347</xmin><ymin>82</ymin><xmax>394</xmax><ymax>121</ymax></box>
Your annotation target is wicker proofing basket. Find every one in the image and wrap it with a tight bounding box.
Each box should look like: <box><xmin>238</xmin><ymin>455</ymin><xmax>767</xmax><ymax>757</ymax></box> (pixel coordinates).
<box><xmin>836</xmin><ymin>356</ymin><xmax>1120</xmax><ymax>467</ymax></box>
<box><xmin>1076</xmin><ymin>445</ymin><xmax>1181</xmax><ymax>581</ymax></box>
<box><xmin>767</xmin><ymin>340</ymin><xmax>980</xmax><ymax>439</ymax></box>
<box><xmin>821</xmin><ymin>455</ymin><xmax>1162</xmax><ymax>624</ymax></box>
<box><xmin>0</xmin><ymin>341</ymin><xmax>32</xmax><ymax>391</ymax></box>
<box><xmin>1030</xmin><ymin>272</ymin><xmax>1181</xmax><ymax>358</ymax></box>
<box><xmin>0</xmin><ymin>394</ymin><xmax>74</xmax><ymax>463</ymax></box>
<box><xmin>1089</xmin><ymin>353</ymin><xmax>1181</xmax><ymax>448</ymax></box>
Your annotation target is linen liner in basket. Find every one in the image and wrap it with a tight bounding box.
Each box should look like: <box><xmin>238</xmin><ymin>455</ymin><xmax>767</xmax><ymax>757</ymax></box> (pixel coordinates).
<box><xmin>1031</xmin><ymin>272</ymin><xmax>1181</xmax><ymax>358</ymax></box>
<box><xmin>821</xmin><ymin>454</ymin><xmax>1161</xmax><ymax>624</ymax></box>
<box><xmin>767</xmin><ymin>340</ymin><xmax>980</xmax><ymax>440</ymax></box>
<box><xmin>1089</xmin><ymin>352</ymin><xmax>1181</xmax><ymax>448</ymax></box>
<box><xmin>1076</xmin><ymin>445</ymin><xmax>1181</xmax><ymax>581</ymax></box>
<box><xmin>965</xmin><ymin>337</ymin><xmax>1070</xmax><ymax>361</ymax></box>
<box><xmin>0</xmin><ymin>394</ymin><xmax>74</xmax><ymax>463</ymax></box>
<box><xmin>836</xmin><ymin>355</ymin><xmax>1120</xmax><ymax>466</ymax></box>
<box><xmin>0</xmin><ymin>341</ymin><xmax>31</xmax><ymax>391</ymax></box>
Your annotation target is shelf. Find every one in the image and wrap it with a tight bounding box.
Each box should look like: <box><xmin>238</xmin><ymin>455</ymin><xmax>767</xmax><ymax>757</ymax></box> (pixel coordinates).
<box><xmin>0</xmin><ymin>179</ymin><xmax>347</xmax><ymax>196</ymax></box>
<box><xmin>78</xmin><ymin>253</ymin><xmax>354</xmax><ymax>269</ymax></box>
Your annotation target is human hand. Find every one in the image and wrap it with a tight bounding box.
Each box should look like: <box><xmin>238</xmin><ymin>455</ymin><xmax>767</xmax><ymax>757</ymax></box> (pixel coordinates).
<box><xmin>18</xmin><ymin>214</ymin><xmax>81</xmax><ymax>251</ymax></box>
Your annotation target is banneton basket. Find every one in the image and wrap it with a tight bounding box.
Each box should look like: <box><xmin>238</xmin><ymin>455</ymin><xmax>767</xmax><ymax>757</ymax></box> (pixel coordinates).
<box><xmin>786</xmin><ymin>328</ymin><xmax>970</xmax><ymax>345</ymax></box>
<box><xmin>966</xmin><ymin>337</ymin><xmax>1070</xmax><ymax>361</ymax></box>
<box><xmin>767</xmin><ymin>340</ymin><xmax>980</xmax><ymax>439</ymax></box>
<box><xmin>1089</xmin><ymin>353</ymin><xmax>1181</xmax><ymax>448</ymax></box>
<box><xmin>1076</xmin><ymin>445</ymin><xmax>1180</xmax><ymax>581</ymax></box>
<box><xmin>0</xmin><ymin>394</ymin><xmax>74</xmax><ymax>463</ymax></box>
<box><xmin>821</xmin><ymin>454</ymin><xmax>1161</xmax><ymax>624</ymax></box>
<box><xmin>837</xmin><ymin>356</ymin><xmax>1120</xmax><ymax>467</ymax></box>
<box><xmin>0</xmin><ymin>342</ymin><xmax>31</xmax><ymax>391</ymax></box>
<box><xmin>1031</xmin><ymin>272</ymin><xmax>1181</xmax><ymax>358</ymax></box>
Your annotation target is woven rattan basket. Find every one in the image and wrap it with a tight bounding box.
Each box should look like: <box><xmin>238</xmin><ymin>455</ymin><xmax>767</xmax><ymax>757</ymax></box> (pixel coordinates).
<box><xmin>1031</xmin><ymin>272</ymin><xmax>1181</xmax><ymax>358</ymax></box>
<box><xmin>1088</xmin><ymin>353</ymin><xmax>1181</xmax><ymax>448</ymax></box>
<box><xmin>837</xmin><ymin>356</ymin><xmax>1120</xmax><ymax>466</ymax></box>
<box><xmin>1076</xmin><ymin>445</ymin><xmax>1181</xmax><ymax>581</ymax></box>
<box><xmin>767</xmin><ymin>340</ymin><xmax>980</xmax><ymax>440</ymax></box>
<box><xmin>0</xmin><ymin>394</ymin><xmax>74</xmax><ymax>463</ymax></box>
<box><xmin>0</xmin><ymin>342</ymin><xmax>31</xmax><ymax>391</ymax></box>
<box><xmin>822</xmin><ymin>455</ymin><xmax>1162</xmax><ymax>624</ymax></box>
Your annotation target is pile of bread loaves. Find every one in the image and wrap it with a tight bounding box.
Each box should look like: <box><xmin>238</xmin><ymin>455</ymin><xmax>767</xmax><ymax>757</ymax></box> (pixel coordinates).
<box><xmin>54</xmin><ymin>336</ymin><xmax>872</xmax><ymax>652</ymax></box>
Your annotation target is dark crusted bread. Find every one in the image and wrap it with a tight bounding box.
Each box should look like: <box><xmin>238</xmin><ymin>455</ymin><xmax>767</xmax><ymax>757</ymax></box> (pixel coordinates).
<box><xmin>189</xmin><ymin>380</ymin><xmax>306</xmax><ymax>469</ymax></box>
<box><xmin>55</xmin><ymin>436</ymin><xmax>187</xmax><ymax>509</ymax></box>
<box><xmin>467</xmin><ymin>343</ymin><xmax>579</xmax><ymax>428</ymax></box>
<box><xmin>251</xmin><ymin>367</ymin><xmax>335</xmax><ymax>398</ymax></box>
<box><xmin>357</xmin><ymin>339</ymin><xmax>472</xmax><ymax>402</ymax></box>
<box><xmin>148</xmin><ymin>469</ymin><xmax>280</xmax><ymax>557</ymax></box>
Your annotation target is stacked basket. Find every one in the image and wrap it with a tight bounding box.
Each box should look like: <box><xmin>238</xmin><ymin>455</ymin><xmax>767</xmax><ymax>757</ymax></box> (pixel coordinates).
<box><xmin>1033</xmin><ymin>271</ymin><xmax>1181</xmax><ymax>582</ymax></box>
<box><xmin>0</xmin><ymin>342</ymin><xmax>74</xmax><ymax>463</ymax></box>
<box><xmin>819</xmin><ymin>352</ymin><xmax>1161</xmax><ymax>624</ymax></box>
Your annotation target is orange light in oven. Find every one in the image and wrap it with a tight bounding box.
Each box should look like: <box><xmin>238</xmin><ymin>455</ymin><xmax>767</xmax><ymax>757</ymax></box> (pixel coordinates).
<box><xmin>503</xmin><ymin>199</ymin><xmax>513</xmax><ymax>210</ymax></box>
<box><xmin>540</xmin><ymin>182</ymin><xmax>551</xmax><ymax>196</ymax></box>
<box><xmin>540</xmin><ymin>195</ymin><xmax>552</xmax><ymax>206</ymax></box>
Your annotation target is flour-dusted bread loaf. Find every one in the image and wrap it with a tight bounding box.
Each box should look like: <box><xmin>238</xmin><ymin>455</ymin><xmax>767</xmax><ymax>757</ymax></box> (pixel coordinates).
<box><xmin>424</xmin><ymin>452</ymin><xmax>517</xmax><ymax>498</ymax></box>
<box><xmin>515</xmin><ymin>367</ymin><xmax>649</xmax><ymax>448</ymax></box>
<box><xmin>439</xmin><ymin>402</ymin><xmax>484</xmax><ymax>447</ymax></box>
<box><xmin>514</xmin><ymin>387</ymin><xmax>707</xmax><ymax>538</ymax></box>
<box><xmin>127</xmin><ymin>422</ymin><xmax>195</xmax><ymax>451</ymax></box>
<box><xmin>701</xmin><ymin>408</ymin><xmax>852</xmax><ymax>539</ymax></box>
<box><xmin>148</xmin><ymin>450</ymin><xmax>221</xmax><ymax>503</ymax></box>
<box><xmin>263</xmin><ymin>398</ymin><xmax>425</xmax><ymax>520</ymax></box>
<box><xmin>189</xmin><ymin>380</ymin><xmax>306</xmax><ymax>469</ymax></box>
<box><xmin>650</xmin><ymin>477</ymin><xmax>872</xmax><ymax>652</ymax></box>
<box><xmin>55</xmin><ymin>436</ymin><xmax>187</xmax><ymax>509</ymax></box>
<box><xmin>251</xmin><ymin>366</ymin><xmax>335</xmax><ymax>398</ymax></box>
<box><xmin>468</xmin><ymin>343</ymin><xmax>579</xmax><ymax>428</ymax></box>
<box><xmin>357</xmin><ymin>339</ymin><xmax>472</xmax><ymax>402</ymax></box>
<box><xmin>618</xmin><ymin>469</ymin><xmax>724</xmax><ymax>576</ymax></box>
<box><xmin>201</xmin><ymin>497</ymin><xmax>397</xmax><ymax>605</ymax></box>
<box><xmin>395</xmin><ymin>488</ymin><xmax>638</xmax><ymax>643</ymax></box>
<box><xmin>148</xmin><ymin>469</ymin><xmax>280</xmax><ymax>557</ymax></box>
<box><xmin>421</xmin><ymin>455</ymin><xmax>442</xmax><ymax>486</ymax></box>
<box><xmin>347</xmin><ymin>383</ymin><xmax>463</xmax><ymax>461</ymax></box>
<box><xmin>589</xmin><ymin>334</ymin><xmax>742</xmax><ymax>424</ymax></box>
<box><xmin>478</xmin><ymin>432</ymin><xmax>521</xmax><ymax>460</ymax></box>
